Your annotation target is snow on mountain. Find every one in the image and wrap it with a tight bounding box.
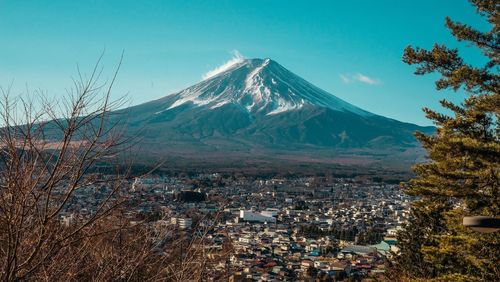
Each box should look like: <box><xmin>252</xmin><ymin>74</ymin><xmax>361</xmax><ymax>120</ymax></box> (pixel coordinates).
<box><xmin>202</xmin><ymin>50</ymin><xmax>245</xmax><ymax>80</ymax></box>
<box><xmin>112</xmin><ymin>57</ymin><xmax>434</xmax><ymax>168</ymax></box>
<box><xmin>159</xmin><ymin>58</ymin><xmax>372</xmax><ymax>117</ymax></box>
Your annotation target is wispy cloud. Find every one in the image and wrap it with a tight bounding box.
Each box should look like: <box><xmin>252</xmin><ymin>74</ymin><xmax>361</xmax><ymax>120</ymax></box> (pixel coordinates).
<box><xmin>339</xmin><ymin>73</ymin><xmax>381</xmax><ymax>85</ymax></box>
<box><xmin>353</xmin><ymin>73</ymin><xmax>380</xmax><ymax>85</ymax></box>
<box><xmin>202</xmin><ymin>50</ymin><xmax>245</xmax><ymax>80</ymax></box>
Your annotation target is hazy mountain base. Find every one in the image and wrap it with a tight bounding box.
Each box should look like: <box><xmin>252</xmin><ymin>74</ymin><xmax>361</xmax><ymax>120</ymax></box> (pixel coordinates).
<box><xmin>36</xmin><ymin>110</ymin><xmax>425</xmax><ymax>181</ymax></box>
<box><xmin>117</xmin><ymin>139</ymin><xmax>423</xmax><ymax>180</ymax></box>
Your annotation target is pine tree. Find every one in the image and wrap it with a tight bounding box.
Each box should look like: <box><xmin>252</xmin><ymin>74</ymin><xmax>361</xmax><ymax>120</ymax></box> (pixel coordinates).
<box><xmin>391</xmin><ymin>1</ymin><xmax>499</xmax><ymax>281</ymax></box>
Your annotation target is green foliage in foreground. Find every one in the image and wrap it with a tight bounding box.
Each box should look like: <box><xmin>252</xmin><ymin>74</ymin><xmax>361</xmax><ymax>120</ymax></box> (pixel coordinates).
<box><xmin>389</xmin><ymin>0</ymin><xmax>499</xmax><ymax>281</ymax></box>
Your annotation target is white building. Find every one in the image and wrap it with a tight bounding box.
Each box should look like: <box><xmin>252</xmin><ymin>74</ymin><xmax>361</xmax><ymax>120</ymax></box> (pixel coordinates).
<box><xmin>261</xmin><ymin>208</ymin><xmax>279</xmax><ymax>217</ymax></box>
<box><xmin>171</xmin><ymin>217</ymin><xmax>192</xmax><ymax>229</ymax></box>
<box><xmin>239</xmin><ymin>210</ymin><xmax>276</xmax><ymax>223</ymax></box>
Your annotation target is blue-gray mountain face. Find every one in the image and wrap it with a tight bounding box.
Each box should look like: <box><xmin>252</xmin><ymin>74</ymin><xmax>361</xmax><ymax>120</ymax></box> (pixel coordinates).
<box><xmin>119</xmin><ymin>58</ymin><xmax>433</xmax><ymax>168</ymax></box>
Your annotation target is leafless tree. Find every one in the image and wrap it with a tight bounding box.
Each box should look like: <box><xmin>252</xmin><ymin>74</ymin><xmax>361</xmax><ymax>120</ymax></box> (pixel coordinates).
<box><xmin>0</xmin><ymin>56</ymin><xmax>232</xmax><ymax>281</ymax></box>
<box><xmin>0</xmin><ymin>53</ymin><xmax>132</xmax><ymax>280</ymax></box>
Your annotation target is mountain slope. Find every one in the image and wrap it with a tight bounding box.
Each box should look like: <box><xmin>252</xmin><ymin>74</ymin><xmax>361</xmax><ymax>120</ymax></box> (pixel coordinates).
<box><xmin>116</xmin><ymin>58</ymin><xmax>433</xmax><ymax>168</ymax></box>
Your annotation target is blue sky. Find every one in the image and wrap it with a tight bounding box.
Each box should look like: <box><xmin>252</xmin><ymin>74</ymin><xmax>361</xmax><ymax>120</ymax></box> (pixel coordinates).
<box><xmin>0</xmin><ymin>0</ymin><xmax>490</xmax><ymax>125</ymax></box>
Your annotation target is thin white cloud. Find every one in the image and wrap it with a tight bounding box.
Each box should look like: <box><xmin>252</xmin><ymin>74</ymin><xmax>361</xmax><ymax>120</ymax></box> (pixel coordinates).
<box><xmin>354</xmin><ymin>73</ymin><xmax>380</xmax><ymax>85</ymax></box>
<box><xmin>202</xmin><ymin>50</ymin><xmax>245</xmax><ymax>80</ymax></box>
<box><xmin>339</xmin><ymin>73</ymin><xmax>381</xmax><ymax>86</ymax></box>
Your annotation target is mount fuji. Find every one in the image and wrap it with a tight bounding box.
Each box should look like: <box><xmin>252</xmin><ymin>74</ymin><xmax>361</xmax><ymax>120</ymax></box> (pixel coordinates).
<box><xmin>116</xmin><ymin>58</ymin><xmax>433</xmax><ymax>169</ymax></box>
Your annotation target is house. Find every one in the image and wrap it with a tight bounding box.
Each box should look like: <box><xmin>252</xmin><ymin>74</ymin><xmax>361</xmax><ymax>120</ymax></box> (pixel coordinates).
<box><xmin>341</xmin><ymin>245</ymin><xmax>377</xmax><ymax>257</ymax></box>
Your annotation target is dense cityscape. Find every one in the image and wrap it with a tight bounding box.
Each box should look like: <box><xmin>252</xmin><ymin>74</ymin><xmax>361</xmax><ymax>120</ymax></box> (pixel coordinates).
<box><xmin>60</xmin><ymin>173</ymin><xmax>412</xmax><ymax>281</ymax></box>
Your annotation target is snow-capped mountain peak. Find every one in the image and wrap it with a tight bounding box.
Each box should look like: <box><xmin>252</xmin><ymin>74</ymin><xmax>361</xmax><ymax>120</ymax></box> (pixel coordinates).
<box><xmin>115</xmin><ymin>57</ymin><xmax>433</xmax><ymax>167</ymax></box>
<box><xmin>161</xmin><ymin>58</ymin><xmax>371</xmax><ymax>117</ymax></box>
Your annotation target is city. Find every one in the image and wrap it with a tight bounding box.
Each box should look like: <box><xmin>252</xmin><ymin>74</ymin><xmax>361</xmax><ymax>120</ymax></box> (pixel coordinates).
<box><xmin>59</xmin><ymin>173</ymin><xmax>413</xmax><ymax>281</ymax></box>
